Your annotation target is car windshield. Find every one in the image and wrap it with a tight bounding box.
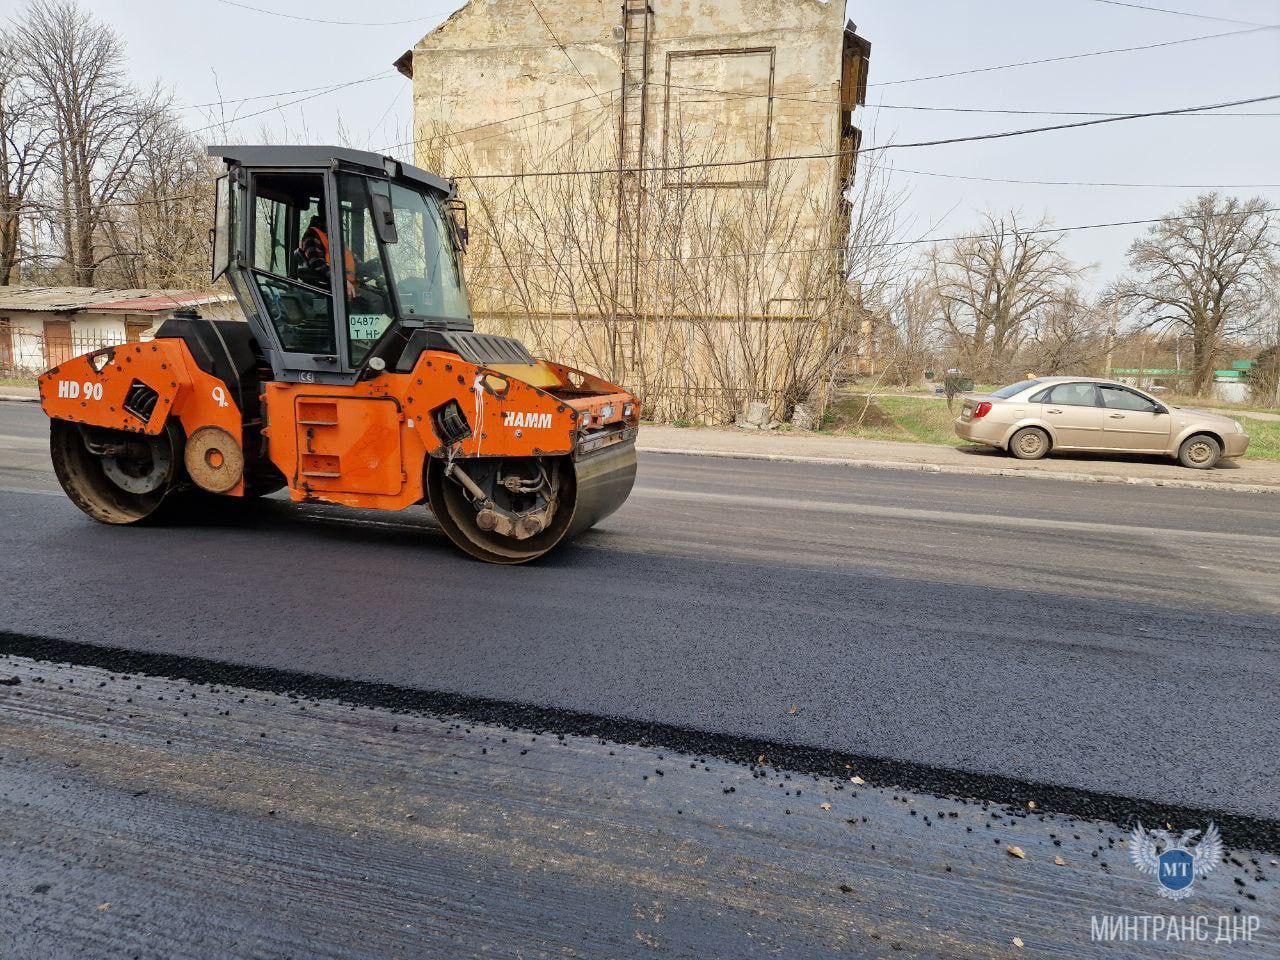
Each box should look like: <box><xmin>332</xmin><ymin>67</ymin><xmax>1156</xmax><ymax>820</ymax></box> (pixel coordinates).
<box><xmin>385</xmin><ymin>182</ymin><xmax>470</xmax><ymax>323</ymax></box>
<box><xmin>991</xmin><ymin>379</ymin><xmax>1042</xmax><ymax>399</ymax></box>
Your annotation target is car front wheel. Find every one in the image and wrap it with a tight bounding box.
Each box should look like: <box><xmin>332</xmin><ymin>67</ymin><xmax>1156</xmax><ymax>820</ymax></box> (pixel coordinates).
<box><xmin>1008</xmin><ymin>426</ymin><xmax>1051</xmax><ymax>460</ymax></box>
<box><xmin>1178</xmin><ymin>433</ymin><xmax>1221</xmax><ymax>470</ymax></box>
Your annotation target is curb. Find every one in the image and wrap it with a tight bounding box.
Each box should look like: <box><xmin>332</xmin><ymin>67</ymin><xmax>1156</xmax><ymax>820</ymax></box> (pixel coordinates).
<box><xmin>637</xmin><ymin>445</ymin><xmax>1280</xmax><ymax>495</ymax></box>
<box><xmin>0</xmin><ymin>394</ymin><xmax>38</xmax><ymax>403</ymax></box>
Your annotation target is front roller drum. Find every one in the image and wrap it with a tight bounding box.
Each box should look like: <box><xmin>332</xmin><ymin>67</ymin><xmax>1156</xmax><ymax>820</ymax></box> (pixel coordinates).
<box><xmin>50</xmin><ymin>420</ymin><xmax>183</xmax><ymax>524</ymax></box>
<box><xmin>427</xmin><ymin>442</ymin><xmax>637</xmax><ymax>564</ymax></box>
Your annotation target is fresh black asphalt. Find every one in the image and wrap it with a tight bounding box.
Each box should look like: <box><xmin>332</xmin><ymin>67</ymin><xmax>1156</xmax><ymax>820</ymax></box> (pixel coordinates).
<box><xmin>1</xmin><ymin>402</ymin><xmax>1277</xmax><ymax>826</ymax></box>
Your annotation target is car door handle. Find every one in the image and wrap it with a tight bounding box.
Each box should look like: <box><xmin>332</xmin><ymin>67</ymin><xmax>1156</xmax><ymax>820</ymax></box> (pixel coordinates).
<box><xmin>1109</xmin><ymin>413</ymin><xmax>1125</xmax><ymax>419</ymax></box>
<box><xmin>1046</xmin><ymin>408</ymin><xmax>1062</xmax><ymax>414</ymax></box>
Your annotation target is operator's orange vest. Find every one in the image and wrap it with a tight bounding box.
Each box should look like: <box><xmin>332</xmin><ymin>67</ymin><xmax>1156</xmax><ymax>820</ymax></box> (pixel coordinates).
<box><xmin>307</xmin><ymin>226</ymin><xmax>356</xmax><ymax>297</ymax></box>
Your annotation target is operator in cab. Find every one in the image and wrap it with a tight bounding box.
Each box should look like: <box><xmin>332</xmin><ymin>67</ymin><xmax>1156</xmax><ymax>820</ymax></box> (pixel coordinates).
<box><xmin>299</xmin><ymin>212</ymin><xmax>356</xmax><ymax>298</ymax></box>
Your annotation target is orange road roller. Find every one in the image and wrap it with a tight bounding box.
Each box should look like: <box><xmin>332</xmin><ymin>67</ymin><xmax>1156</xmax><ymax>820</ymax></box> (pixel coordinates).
<box><xmin>38</xmin><ymin>145</ymin><xmax>639</xmax><ymax>563</ymax></box>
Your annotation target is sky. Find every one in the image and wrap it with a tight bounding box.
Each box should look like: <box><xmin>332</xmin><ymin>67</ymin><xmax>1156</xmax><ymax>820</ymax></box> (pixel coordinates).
<box><xmin>4</xmin><ymin>0</ymin><xmax>1278</xmax><ymax>288</ymax></box>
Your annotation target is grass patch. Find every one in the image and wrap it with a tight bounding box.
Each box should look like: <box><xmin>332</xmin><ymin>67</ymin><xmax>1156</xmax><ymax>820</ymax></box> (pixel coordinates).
<box><xmin>0</xmin><ymin>376</ymin><xmax>37</xmax><ymax>389</ymax></box>
<box><xmin>1238</xmin><ymin>416</ymin><xmax>1280</xmax><ymax>461</ymax></box>
<box><xmin>822</xmin><ymin>393</ymin><xmax>960</xmax><ymax>446</ymax></box>
<box><xmin>1188</xmin><ymin>400</ymin><xmax>1279</xmax><ymax>417</ymax></box>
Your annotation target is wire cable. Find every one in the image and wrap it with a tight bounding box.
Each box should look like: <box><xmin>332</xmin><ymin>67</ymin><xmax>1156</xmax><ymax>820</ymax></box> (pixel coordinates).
<box><xmin>455</xmin><ymin>93</ymin><xmax>1280</xmax><ymax>179</ymax></box>
<box><xmin>1081</xmin><ymin>0</ymin><xmax>1270</xmax><ymax>27</ymax></box>
<box><xmin>458</xmin><ymin>206</ymin><xmax>1280</xmax><ymax>270</ymax></box>
<box><xmin>893</xmin><ymin>166</ymin><xmax>1280</xmax><ymax>189</ymax></box>
<box><xmin>212</xmin><ymin>0</ymin><xmax>437</xmax><ymax>27</ymax></box>
<box><xmin>871</xmin><ymin>24</ymin><xmax>1279</xmax><ymax>86</ymax></box>
<box><xmin>870</xmin><ymin>101</ymin><xmax>1280</xmax><ymax>118</ymax></box>
<box><xmin>178</xmin><ymin>73</ymin><xmax>398</xmax><ymax>112</ymax></box>
<box><xmin>188</xmin><ymin>72</ymin><xmax>390</xmax><ymax>135</ymax></box>
<box><xmin>380</xmin><ymin>88</ymin><xmax>622</xmax><ymax>152</ymax></box>
<box><xmin>14</xmin><ymin>206</ymin><xmax>1277</xmax><ymax>269</ymax></box>
<box><xmin>527</xmin><ymin>0</ymin><xmax>605</xmax><ymax>105</ymax></box>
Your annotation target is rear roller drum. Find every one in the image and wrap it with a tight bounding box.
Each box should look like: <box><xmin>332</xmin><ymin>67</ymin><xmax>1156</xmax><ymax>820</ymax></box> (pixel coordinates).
<box><xmin>50</xmin><ymin>420</ymin><xmax>182</xmax><ymax>524</ymax></box>
<box><xmin>426</xmin><ymin>444</ymin><xmax>637</xmax><ymax>564</ymax></box>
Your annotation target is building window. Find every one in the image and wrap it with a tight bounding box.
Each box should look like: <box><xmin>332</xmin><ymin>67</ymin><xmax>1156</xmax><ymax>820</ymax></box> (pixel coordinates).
<box><xmin>663</xmin><ymin>47</ymin><xmax>774</xmax><ymax>188</ymax></box>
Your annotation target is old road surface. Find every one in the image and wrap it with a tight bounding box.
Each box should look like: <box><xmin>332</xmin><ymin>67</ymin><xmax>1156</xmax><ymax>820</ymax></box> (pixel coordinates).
<box><xmin>1</xmin><ymin>400</ymin><xmax>1278</xmax><ymax>958</ymax></box>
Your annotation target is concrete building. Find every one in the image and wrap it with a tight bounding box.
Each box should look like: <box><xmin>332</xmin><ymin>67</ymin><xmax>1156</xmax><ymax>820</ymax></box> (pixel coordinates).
<box><xmin>397</xmin><ymin>0</ymin><xmax>870</xmax><ymax>421</ymax></box>
<box><xmin>0</xmin><ymin>288</ymin><xmax>238</xmax><ymax>377</ymax></box>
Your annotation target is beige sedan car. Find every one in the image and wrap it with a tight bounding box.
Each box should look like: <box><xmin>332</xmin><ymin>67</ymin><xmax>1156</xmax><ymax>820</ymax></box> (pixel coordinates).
<box><xmin>953</xmin><ymin>376</ymin><xmax>1250</xmax><ymax>469</ymax></box>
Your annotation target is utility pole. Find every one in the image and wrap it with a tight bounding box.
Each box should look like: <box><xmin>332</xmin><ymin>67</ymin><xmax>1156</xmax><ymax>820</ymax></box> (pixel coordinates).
<box><xmin>1104</xmin><ymin>298</ymin><xmax>1118</xmax><ymax>377</ymax></box>
<box><xmin>1274</xmin><ymin>312</ymin><xmax>1280</xmax><ymax>407</ymax></box>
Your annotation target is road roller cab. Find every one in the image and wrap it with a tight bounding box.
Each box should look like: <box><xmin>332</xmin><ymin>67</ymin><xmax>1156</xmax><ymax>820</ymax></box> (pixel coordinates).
<box><xmin>37</xmin><ymin>144</ymin><xmax>640</xmax><ymax>563</ymax></box>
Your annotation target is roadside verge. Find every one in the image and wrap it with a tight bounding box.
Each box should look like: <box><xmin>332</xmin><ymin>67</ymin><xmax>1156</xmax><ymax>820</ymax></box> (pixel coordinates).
<box><xmin>638</xmin><ymin>425</ymin><xmax>1280</xmax><ymax>494</ymax></box>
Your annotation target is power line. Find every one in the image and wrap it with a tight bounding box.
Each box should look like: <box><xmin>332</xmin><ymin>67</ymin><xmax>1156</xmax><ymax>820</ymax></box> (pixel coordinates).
<box><xmin>17</xmin><ymin>89</ymin><xmax>1275</xmax><ymax>214</ymax></box>
<box><xmin>894</xmin><ymin>166</ymin><xmax>1280</xmax><ymax>189</ymax></box>
<box><xmin>188</xmin><ymin>72</ymin><xmax>390</xmax><ymax>135</ymax></box>
<box><xmin>442</xmin><ymin>101</ymin><xmax>618</xmax><ymax>151</ymax></box>
<box><xmin>871</xmin><ymin>101</ymin><xmax>1280</xmax><ymax>118</ymax></box>
<box><xmin>364</xmin><ymin>80</ymin><xmax>411</xmax><ymax>147</ymax></box>
<box><xmin>15</xmin><ymin>204</ymin><xmax>1274</xmax><ymax>269</ymax></box>
<box><xmin>212</xmin><ymin>0</ymin><xmax>436</xmax><ymax>27</ymax></box>
<box><xmin>871</xmin><ymin>24</ymin><xmax>1279</xmax><ymax>86</ymax></box>
<box><xmin>381</xmin><ymin>88</ymin><xmax>622</xmax><ymax>152</ymax></box>
<box><xmin>464</xmin><ymin>206</ymin><xmax>1280</xmax><ymax>270</ymax></box>
<box><xmin>883</xmin><ymin>206</ymin><xmax>1280</xmax><ymax>250</ymax></box>
<box><xmin>455</xmin><ymin>93</ymin><xmax>1280</xmax><ymax>180</ymax></box>
<box><xmin>178</xmin><ymin>73</ymin><xmax>397</xmax><ymax>112</ymax></box>
<box><xmin>373</xmin><ymin>24</ymin><xmax>1280</xmax><ymax>154</ymax></box>
<box><xmin>1081</xmin><ymin>0</ymin><xmax>1270</xmax><ymax>26</ymax></box>
<box><xmin>659</xmin><ymin>80</ymin><xmax>1280</xmax><ymax>116</ymax></box>
<box><xmin>527</xmin><ymin>0</ymin><xmax>605</xmax><ymax>105</ymax></box>
<box><xmin>21</xmin><ymin>93</ymin><xmax>1279</xmax><ymax>213</ymax></box>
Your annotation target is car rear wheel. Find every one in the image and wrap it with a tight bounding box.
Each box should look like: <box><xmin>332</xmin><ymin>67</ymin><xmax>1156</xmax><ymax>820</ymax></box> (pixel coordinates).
<box><xmin>1178</xmin><ymin>433</ymin><xmax>1221</xmax><ymax>470</ymax></box>
<box><xmin>1008</xmin><ymin>426</ymin><xmax>1050</xmax><ymax>460</ymax></box>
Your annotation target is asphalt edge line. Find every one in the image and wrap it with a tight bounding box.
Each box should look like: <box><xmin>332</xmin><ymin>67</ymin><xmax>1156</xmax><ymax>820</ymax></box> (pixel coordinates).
<box><xmin>2</xmin><ymin>631</ymin><xmax>1276</xmax><ymax>853</ymax></box>
<box><xmin>638</xmin><ymin>445</ymin><xmax>1280</xmax><ymax>495</ymax></box>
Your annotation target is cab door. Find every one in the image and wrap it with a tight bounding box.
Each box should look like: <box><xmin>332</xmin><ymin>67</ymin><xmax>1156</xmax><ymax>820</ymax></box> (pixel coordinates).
<box><xmin>1098</xmin><ymin>384</ymin><xmax>1172</xmax><ymax>452</ymax></box>
<box><xmin>1040</xmin><ymin>382</ymin><xmax>1105</xmax><ymax>449</ymax></box>
<box><xmin>238</xmin><ymin>169</ymin><xmax>349</xmax><ymax>383</ymax></box>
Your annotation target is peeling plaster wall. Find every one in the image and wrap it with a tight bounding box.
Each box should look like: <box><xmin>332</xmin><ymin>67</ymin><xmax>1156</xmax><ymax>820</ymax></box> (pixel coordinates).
<box><xmin>410</xmin><ymin>0</ymin><xmax>846</xmax><ymax>187</ymax></box>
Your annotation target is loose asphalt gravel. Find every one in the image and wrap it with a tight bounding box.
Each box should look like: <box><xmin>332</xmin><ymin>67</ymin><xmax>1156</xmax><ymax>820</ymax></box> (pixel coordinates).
<box><xmin>3</xmin><ymin>656</ymin><xmax>1276</xmax><ymax>960</ymax></box>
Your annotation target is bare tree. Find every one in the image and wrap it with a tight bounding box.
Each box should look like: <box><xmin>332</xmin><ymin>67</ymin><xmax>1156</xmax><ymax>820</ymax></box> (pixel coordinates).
<box><xmin>1120</xmin><ymin>193</ymin><xmax>1277</xmax><ymax>395</ymax></box>
<box><xmin>928</xmin><ymin>212</ymin><xmax>1078</xmax><ymax>381</ymax></box>
<box><xmin>11</xmin><ymin>0</ymin><xmax>171</xmax><ymax>284</ymax></box>
<box><xmin>881</xmin><ymin>276</ymin><xmax>938</xmax><ymax>386</ymax></box>
<box><xmin>1023</xmin><ymin>287</ymin><xmax>1109</xmax><ymax>375</ymax></box>
<box><xmin>0</xmin><ymin>37</ymin><xmax>52</xmax><ymax>284</ymax></box>
<box><xmin>99</xmin><ymin>114</ymin><xmax>213</xmax><ymax>288</ymax></box>
<box><xmin>437</xmin><ymin>117</ymin><xmax>905</xmax><ymax>425</ymax></box>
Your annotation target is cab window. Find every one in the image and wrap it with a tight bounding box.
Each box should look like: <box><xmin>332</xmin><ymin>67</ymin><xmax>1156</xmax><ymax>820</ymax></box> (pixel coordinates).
<box><xmin>1100</xmin><ymin>384</ymin><xmax>1160</xmax><ymax>413</ymax></box>
<box><xmin>1046</xmin><ymin>382</ymin><xmax>1100</xmax><ymax>407</ymax></box>
<box><xmin>337</xmin><ymin>174</ymin><xmax>395</xmax><ymax>366</ymax></box>
<box><xmin>386</xmin><ymin>183</ymin><xmax>470</xmax><ymax>322</ymax></box>
<box><xmin>249</xmin><ymin>172</ymin><xmax>336</xmax><ymax>355</ymax></box>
